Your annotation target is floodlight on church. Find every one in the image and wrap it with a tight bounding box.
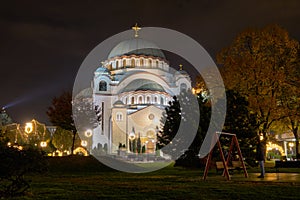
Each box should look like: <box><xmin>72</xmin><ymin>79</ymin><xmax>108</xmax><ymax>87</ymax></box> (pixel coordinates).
<box><xmin>25</xmin><ymin>122</ymin><xmax>33</xmax><ymax>133</ymax></box>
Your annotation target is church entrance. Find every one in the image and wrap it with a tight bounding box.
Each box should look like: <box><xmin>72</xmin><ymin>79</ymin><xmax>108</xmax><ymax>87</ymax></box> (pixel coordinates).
<box><xmin>146</xmin><ymin>130</ymin><xmax>156</xmax><ymax>153</ymax></box>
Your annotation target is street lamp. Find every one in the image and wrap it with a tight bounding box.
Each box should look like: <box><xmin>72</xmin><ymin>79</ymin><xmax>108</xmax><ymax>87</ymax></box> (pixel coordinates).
<box><xmin>129</xmin><ymin>131</ymin><xmax>136</xmax><ymax>153</ymax></box>
<box><xmin>145</xmin><ymin>140</ymin><xmax>149</xmax><ymax>153</ymax></box>
<box><xmin>154</xmin><ymin>126</ymin><xmax>159</xmax><ymax>152</ymax></box>
<box><xmin>81</xmin><ymin>140</ymin><xmax>88</xmax><ymax>147</ymax></box>
<box><xmin>40</xmin><ymin>141</ymin><xmax>47</xmax><ymax>148</ymax></box>
<box><xmin>85</xmin><ymin>129</ymin><xmax>92</xmax><ymax>137</ymax></box>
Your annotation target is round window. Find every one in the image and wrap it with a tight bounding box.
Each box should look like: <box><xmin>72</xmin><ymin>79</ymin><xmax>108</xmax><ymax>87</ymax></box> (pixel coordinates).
<box><xmin>148</xmin><ymin>114</ymin><xmax>155</xmax><ymax>120</ymax></box>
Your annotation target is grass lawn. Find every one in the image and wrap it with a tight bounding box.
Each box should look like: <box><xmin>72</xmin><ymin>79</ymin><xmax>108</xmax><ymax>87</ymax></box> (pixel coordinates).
<box><xmin>13</xmin><ymin>156</ymin><xmax>300</xmax><ymax>200</ymax></box>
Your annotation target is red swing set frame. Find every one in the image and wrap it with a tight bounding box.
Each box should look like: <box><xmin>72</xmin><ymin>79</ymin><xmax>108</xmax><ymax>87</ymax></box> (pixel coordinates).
<box><xmin>203</xmin><ymin>132</ymin><xmax>248</xmax><ymax>180</ymax></box>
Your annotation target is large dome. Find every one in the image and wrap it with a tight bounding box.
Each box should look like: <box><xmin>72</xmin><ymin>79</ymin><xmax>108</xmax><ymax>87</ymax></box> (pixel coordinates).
<box><xmin>108</xmin><ymin>38</ymin><xmax>165</xmax><ymax>59</ymax></box>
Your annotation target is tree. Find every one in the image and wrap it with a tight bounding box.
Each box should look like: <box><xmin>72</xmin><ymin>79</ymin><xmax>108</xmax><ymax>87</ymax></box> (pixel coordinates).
<box><xmin>174</xmin><ymin>93</ymin><xmax>211</xmax><ymax>168</ymax></box>
<box><xmin>278</xmin><ymin>62</ymin><xmax>300</xmax><ymax>158</ymax></box>
<box><xmin>51</xmin><ymin>127</ymin><xmax>73</xmax><ymax>152</ymax></box>
<box><xmin>0</xmin><ymin>130</ymin><xmax>47</xmax><ymax>198</ymax></box>
<box><xmin>157</xmin><ymin>90</ymin><xmax>207</xmax><ymax>167</ymax></box>
<box><xmin>0</xmin><ymin>108</ymin><xmax>13</xmax><ymax>126</ymax></box>
<box><xmin>47</xmin><ymin>91</ymin><xmax>77</xmax><ymax>154</ymax></box>
<box><xmin>217</xmin><ymin>25</ymin><xmax>299</xmax><ymax>142</ymax></box>
<box><xmin>157</xmin><ymin>96</ymin><xmax>181</xmax><ymax>150</ymax></box>
<box><xmin>72</xmin><ymin>88</ymin><xmax>98</xmax><ymax>133</ymax></box>
<box><xmin>222</xmin><ymin>90</ymin><xmax>258</xmax><ymax>165</ymax></box>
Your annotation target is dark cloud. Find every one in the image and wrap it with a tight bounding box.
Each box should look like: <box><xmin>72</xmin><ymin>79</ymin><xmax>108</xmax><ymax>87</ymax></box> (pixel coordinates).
<box><xmin>0</xmin><ymin>0</ymin><xmax>299</xmax><ymax>124</ymax></box>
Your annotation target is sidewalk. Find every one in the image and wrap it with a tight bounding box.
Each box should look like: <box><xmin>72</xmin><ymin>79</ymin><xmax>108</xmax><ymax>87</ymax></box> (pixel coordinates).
<box><xmin>209</xmin><ymin>173</ymin><xmax>300</xmax><ymax>182</ymax></box>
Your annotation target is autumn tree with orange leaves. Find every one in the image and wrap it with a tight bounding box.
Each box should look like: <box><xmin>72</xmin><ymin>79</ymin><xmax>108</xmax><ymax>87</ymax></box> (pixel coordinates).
<box><xmin>217</xmin><ymin>25</ymin><xmax>299</xmax><ymax>147</ymax></box>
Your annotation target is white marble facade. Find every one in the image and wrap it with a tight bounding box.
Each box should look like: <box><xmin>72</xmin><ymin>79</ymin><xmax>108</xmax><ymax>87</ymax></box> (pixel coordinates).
<box><xmin>92</xmin><ymin>36</ymin><xmax>191</xmax><ymax>154</ymax></box>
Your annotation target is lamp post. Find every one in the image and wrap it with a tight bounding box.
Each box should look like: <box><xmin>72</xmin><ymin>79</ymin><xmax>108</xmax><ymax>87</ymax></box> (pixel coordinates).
<box><xmin>81</xmin><ymin>140</ymin><xmax>88</xmax><ymax>147</ymax></box>
<box><xmin>129</xmin><ymin>131</ymin><xmax>136</xmax><ymax>153</ymax></box>
<box><xmin>85</xmin><ymin>129</ymin><xmax>92</xmax><ymax>137</ymax></box>
<box><xmin>154</xmin><ymin>126</ymin><xmax>159</xmax><ymax>153</ymax></box>
<box><xmin>145</xmin><ymin>140</ymin><xmax>149</xmax><ymax>153</ymax></box>
<box><xmin>84</xmin><ymin>129</ymin><xmax>92</xmax><ymax>152</ymax></box>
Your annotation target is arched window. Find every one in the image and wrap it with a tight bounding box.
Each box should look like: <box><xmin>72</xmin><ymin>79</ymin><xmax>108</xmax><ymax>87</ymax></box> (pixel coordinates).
<box><xmin>140</xmin><ymin>59</ymin><xmax>144</xmax><ymax>67</ymax></box>
<box><xmin>149</xmin><ymin>59</ymin><xmax>152</xmax><ymax>67</ymax></box>
<box><xmin>131</xmin><ymin>59</ymin><xmax>135</xmax><ymax>67</ymax></box>
<box><xmin>116</xmin><ymin>112</ymin><xmax>123</xmax><ymax>121</ymax></box>
<box><xmin>123</xmin><ymin>59</ymin><xmax>126</xmax><ymax>68</ymax></box>
<box><xmin>154</xmin><ymin>96</ymin><xmax>158</xmax><ymax>104</ymax></box>
<box><xmin>146</xmin><ymin>96</ymin><xmax>151</xmax><ymax>104</ymax></box>
<box><xmin>138</xmin><ymin>96</ymin><xmax>143</xmax><ymax>104</ymax></box>
<box><xmin>99</xmin><ymin>81</ymin><xmax>107</xmax><ymax>91</ymax></box>
<box><xmin>131</xmin><ymin>96</ymin><xmax>135</xmax><ymax>104</ymax></box>
<box><xmin>160</xmin><ymin>97</ymin><xmax>164</xmax><ymax>105</ymax></box>
<box><xmin>116</xmin><ymin>61</ymin><xmax>119</xmax><ymax>69</ymax></box>
<box><xmin>156</xmin><ymin>60</ymin><xmax>159</xmax><ymax>67</ymax></box>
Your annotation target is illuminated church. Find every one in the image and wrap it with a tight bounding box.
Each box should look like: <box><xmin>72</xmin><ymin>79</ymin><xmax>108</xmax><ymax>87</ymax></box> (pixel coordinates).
<box><xmin>92</xmin><ymin>25</ymin><xmax>191</xmax><ymax>154</ymax></box>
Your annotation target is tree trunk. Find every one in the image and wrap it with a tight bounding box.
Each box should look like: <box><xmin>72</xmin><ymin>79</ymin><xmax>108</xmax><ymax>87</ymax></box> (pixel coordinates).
<box><xmin>293</xmin><ymin>127</ymin><xmax>299</xmax><ymax>160</ymax></box>
<box><xmin>295</xmin><ymin>140</ymin><xmax>299</xmax><ymax>160</ymax></box>
<box><xmin>71</xmin><ymin>130</ymin><xmax>76</xmax><ymax>155</ymax></box>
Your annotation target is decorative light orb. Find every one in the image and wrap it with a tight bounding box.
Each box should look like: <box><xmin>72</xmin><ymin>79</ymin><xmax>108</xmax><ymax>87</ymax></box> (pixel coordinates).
<box><xmin>81</xmin><ymin>140</ymin><xmax>88</xmax><ymax>147</ymax></box>
<box><xmin>129</xmin><ymin>132</ymin><xmax>136</xmax><ymax>140</ymax></box>
<box><xmin>7</xmin><ymin>142</ymin><xmax>11</xmax><ymax>146</ymax></box>
<box><xmin>85</xmin><ymin>129</ymin><xmax>93</xmax><ymax>137</ymax></box>
<box><xmin>25</xmin><ymin>122</ymin><xmax>33</xmax><ymax>133</ymax></box>
<box><xmin>40</xmin><ymin>141</ymin><xmax>47</xmax><ymax>147</ymax></box>
<box><xmin>289</xmin><ymin>142</ymin><xmax>294</xmax><ymax>147</ymax></box>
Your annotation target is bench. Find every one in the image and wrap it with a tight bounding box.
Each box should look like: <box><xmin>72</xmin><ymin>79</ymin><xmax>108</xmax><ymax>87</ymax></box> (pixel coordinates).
<box><xmin>275</xmin><ymin>161</ymin><xmax>300</xmax><ymax>172</ymax></box>
<box><xmin>216</xmin><ymin>161</ymin><xmax>243</xmax><ymax>173</ymax></box>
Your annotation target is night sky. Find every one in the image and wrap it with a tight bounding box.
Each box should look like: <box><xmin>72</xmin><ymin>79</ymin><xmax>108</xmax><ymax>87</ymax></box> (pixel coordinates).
<box><xmin>1</xmin><ymin>0</ymin><xmax>300</xmax><ymax>124</ymax></box>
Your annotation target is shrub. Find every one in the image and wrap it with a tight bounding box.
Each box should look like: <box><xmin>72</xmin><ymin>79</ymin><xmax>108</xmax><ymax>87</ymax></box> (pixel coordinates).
<box><xmin>0</xmin><ymin>135</ymin><xmax>47</xmax><ymax>198</ymax></box>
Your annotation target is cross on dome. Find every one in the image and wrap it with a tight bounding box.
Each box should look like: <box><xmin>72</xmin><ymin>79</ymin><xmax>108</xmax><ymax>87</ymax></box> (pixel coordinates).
<box><xmin>179</xmin><ymin>64</ymin><xmax>183</xmax><ymax>71</ymax></box>
<box><xmin>132</xmin><ymin>23</ymin><xmax>141</xmax><ymax>38</ymax></box>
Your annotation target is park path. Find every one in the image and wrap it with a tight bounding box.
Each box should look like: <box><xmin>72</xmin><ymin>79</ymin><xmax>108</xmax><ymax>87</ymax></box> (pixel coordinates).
<box><xmin>207</xmin><ymin>173</ymin><xmax>300</xmax><ymax>182</ymax></box>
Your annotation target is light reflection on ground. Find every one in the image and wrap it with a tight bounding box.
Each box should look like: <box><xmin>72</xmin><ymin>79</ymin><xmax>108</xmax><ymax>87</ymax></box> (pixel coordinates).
<box><xmin>208</xmin><ymin>173</ymin><xmax>300</xmax><ymax>182</ymax></box>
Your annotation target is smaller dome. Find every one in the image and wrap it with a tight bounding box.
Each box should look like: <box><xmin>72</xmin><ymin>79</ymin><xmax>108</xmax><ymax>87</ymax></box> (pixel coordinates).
<box><xmin>95</xmin><ymin>67</ymin><xmax>110</xmax><ymax>73</ymax></box>
<box><xmin>176</xmin><ymin>70</ymin><xmax>189</xmax><ymax>75</ymax></box>
<box><xmin>75</xmin><ymin>88</ymin><xmax>92</xmax><ymax>98</ymax></box>
<box><xmin>113</xmin><ymin>100</ymin><xmax>125</xmax><ymax>107</ymax></box>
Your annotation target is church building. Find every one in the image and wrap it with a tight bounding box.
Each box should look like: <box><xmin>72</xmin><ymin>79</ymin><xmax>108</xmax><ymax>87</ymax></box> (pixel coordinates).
<box><xmin>91</xmin><ymin>25</ymin><xmax>191</xmax><ymax>154</ymax></box>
